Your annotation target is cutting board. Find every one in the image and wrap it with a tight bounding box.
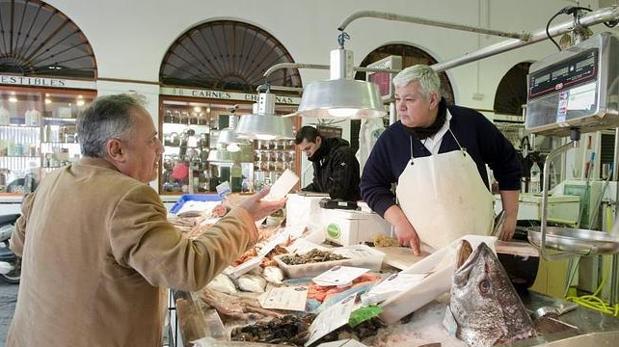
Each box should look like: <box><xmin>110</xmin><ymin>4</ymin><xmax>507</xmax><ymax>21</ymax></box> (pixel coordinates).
<box><xmin>375</xmin><ymin>247</ymin><xmax>430</xmax><ymax>270</ymax></box>
<box><xmin>495</xmin><ymin>240</ymin><xmax>539</xmax><ymax>257</ymax></box>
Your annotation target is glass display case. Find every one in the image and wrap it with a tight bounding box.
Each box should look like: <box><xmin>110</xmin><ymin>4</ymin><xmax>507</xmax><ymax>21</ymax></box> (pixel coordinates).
<box><xmin>0</xmin><ymin>86</ymin><xmax>94</xmax><ymax>194</ymax></box>
<box><xmin>159</xmin><ymin>98</ymin><xmax>300</xmax><ymax>195</ymax></box>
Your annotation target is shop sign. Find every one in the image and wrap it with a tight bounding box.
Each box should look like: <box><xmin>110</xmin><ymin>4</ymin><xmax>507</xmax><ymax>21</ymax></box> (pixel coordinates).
<box><xmin>0</xmin><ymin>74</ymin><xmax>96</xmax><ymax>90</ymax></box>
<box><xmin>160</xmin><ymin>86</ymin><xmax>300</xmax><ymax>105</ymax></box>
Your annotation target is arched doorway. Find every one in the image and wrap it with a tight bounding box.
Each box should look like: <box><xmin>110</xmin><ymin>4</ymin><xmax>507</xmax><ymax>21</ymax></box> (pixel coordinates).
<box><xmin>0</xmin><ymin>0</ymin><xmax>97</xmax><ymax>195</ymax></box>
<box><xmin>351</xmin><ymin>43</ymin><xmax>455</xmax><ymax>152</ymax></box>
<box><xmin>160</xmin><ymin>20</ymin><xmax>301</xmax><ymax>92</ymax></box>
<box><xmin>0</xmin><ymin>0</ymin><xmax>97</xmax><ymax>78</ymax></box>
<box><xmin>158</xmin><ymin>20</ymin><xmax>301</xmax><ymax>194</ymax></box>
<box><xmin>494</xmin><ymin>62</ymin><xmax>531</xmax><ymax>116</ymax></box>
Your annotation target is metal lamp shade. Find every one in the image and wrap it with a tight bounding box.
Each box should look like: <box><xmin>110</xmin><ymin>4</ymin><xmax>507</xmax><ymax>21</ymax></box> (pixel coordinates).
<box><xmin>217</xmin><ymin>128</ymin><xmax>244</xmax><ymax>145</ymax></box>
<box><xmin>298</xmin><ymin>79</ymin><xmax>386</xmax><ymax>119</ymax></box>
<box><xmin>236</xmin><ymin>114</ymin><xmax>294</xmax><ymax>140</ymax></box>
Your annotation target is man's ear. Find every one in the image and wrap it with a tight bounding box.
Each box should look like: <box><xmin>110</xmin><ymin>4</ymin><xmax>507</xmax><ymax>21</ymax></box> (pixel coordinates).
<box><xmin>429</xmin><ymin>91</ymin><xmax>440</xmax><ymax>109</ymax></box>
<box><xmin>315</xmin><ymin>136</ymin><xmax>322</xmax><ymax>147</ymax></box>
<box><xmin>106</xmin><ymin>138</ymin><xmax>126</xmax><ymax>163</ymax></box>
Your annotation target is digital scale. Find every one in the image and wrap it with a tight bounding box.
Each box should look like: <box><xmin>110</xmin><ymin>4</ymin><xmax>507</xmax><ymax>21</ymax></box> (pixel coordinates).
<box><xmin>526</xmin><ymin>32</ymin><xmax>619</xmax><ymax>136</ymax></box>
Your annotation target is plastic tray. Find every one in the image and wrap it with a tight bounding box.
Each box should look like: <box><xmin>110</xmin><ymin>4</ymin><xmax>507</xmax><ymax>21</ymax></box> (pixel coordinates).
<box><xmin>380</xmin><ymin>235</ymin><xmax>497</xmax><ymax>324</ymax></box>
<box><xmin>273</xmin><ymin>254</ymin><xmax>354</xmax><ymax>279</ymax></box>
<box><xmin>169</xmin><ymin>194</ymin><xmax>221</xmax><ymax>214</ymax></box>
<box><xmin>273</xmin><ymin>245</ymin><xmax>385</xmax><ymax>279</ymax></box>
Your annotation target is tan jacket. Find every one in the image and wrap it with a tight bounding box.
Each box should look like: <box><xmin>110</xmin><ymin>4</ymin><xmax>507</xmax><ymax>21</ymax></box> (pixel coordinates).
<box><xmin>6</xmin><ymin>157</ymin><xmax>257</xmax><ymax>347</ymax></box>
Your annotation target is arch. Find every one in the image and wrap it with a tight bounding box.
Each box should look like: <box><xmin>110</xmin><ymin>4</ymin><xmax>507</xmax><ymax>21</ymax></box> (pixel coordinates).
<box><xmin>159</xmin><ymin>20</ymin><xmax>302</xmax><ymax>93</ymax></box>
<box><xmin>0</xmin><ymin>0</ymin><xmax>97</xmax><ymax>79</ymax></box>
<box><xmin>493</xmin><ymin>62</ymin><xmax>532</xmax><ymax>116</ymax></box>
<box><xmin>354</xmin><ymin>42</ymin><xmax>455</xmax><ymax>104</ymax></box>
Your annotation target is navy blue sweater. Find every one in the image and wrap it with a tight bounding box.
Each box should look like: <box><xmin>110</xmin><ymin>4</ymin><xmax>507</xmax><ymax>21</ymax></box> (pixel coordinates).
<box><xmin>360</xmin><ymin>104</ymin><xmax>522</xmax><ymax>217</ymax></box>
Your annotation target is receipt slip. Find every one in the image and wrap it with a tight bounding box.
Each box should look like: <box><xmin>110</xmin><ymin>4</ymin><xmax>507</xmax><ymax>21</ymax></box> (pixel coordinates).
<box><xmin>264</xmin><ymin>169</ymin><xmax>299</xmax><ymax>201</ymax></box>
<box><xmin>305</xmin><ymin>293</ymin><xmax>357</xmax><ymax>347</ymax></box>
<box><xmin>259</xmin><ymin>285</ymin><xmax>308</xmax><ymax>311</ymax></box>
<box><xmin>312</xmin><ymin>266</ymin><xmax>369</xmax><ymax>287</ymax></box>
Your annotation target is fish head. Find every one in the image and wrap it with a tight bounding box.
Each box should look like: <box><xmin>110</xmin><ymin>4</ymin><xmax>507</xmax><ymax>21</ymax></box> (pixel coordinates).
<box><xmin>450</xmin><ymin>241</ymin><xmax>535</xmax><ymax>346</ymax></box>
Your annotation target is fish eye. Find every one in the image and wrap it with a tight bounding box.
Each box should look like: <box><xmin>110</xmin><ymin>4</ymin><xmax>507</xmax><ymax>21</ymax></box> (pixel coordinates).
<box><xmin>479</xmin><ymin>279</ymin><xmax>491</xmax><ymax>294</ymax></box>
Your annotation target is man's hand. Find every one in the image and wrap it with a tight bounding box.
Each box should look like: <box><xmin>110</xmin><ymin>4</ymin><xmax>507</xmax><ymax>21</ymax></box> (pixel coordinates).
<box><xmin>498</xmin><ymin>213</ymin><xmax>517</xmax><ymax>241</ymax></box>
<box><xmin>383</xmin><ymin>205</ymin><xmax>421</xmax><ymax>255</ymax></box>
<box><xmin>394</xmin><ymin>220</ymin><xmax>421</xmax><ymax>256</ymax></box>
<box><xmin>239</xmin><ymin>188</ymin><xmax>286</xmax><ymax>221</ymax></box>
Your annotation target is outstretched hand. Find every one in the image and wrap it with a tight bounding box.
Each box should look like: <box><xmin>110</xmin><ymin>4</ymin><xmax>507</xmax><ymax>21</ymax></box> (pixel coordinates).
<box><xmin>239</xmin><ymin>188</ymin><xmax>286</xmax><ymax>221</ymax></box>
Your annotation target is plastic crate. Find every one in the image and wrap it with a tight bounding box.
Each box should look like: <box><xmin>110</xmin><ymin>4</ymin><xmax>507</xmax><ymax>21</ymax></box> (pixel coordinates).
<box><xmin>169</xmin><ymin>194</ymin><xmax>221</xmax><ymax>215</ymax></box>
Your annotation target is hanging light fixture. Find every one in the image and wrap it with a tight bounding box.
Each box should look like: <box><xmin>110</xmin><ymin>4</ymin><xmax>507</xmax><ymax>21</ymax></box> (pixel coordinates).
<box><xmin>236</xmin><ymin>89</ymin><xmax>294</xmax><ymax>140</ymax></box>
<box><xmin>216</xmin><ymin>114</ymin><xmax>247</xmax><ymax>152</ymax></box>
<box><xmin>297</xmin><ymin>33</ymin><xmax>386</xmax><ymax>119</ymax></box>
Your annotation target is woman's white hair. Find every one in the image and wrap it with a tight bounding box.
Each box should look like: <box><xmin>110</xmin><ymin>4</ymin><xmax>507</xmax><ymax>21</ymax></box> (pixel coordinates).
<box><xmin>392</xmin><ymin>64</ymin><xmax>441</xmax><ymax>98</ymax></box>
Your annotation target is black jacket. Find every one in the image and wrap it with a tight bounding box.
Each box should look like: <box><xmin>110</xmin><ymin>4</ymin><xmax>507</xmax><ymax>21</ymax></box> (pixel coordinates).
<box><xmin>303</xmin><ymin>137</ymin><xmax>361</xmax><ymax>201</ymax></box>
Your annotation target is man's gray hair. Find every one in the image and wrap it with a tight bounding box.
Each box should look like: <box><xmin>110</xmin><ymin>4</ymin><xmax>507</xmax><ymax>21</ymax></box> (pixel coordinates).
<box><xmin>77</xmin><ymin>94</ymin><xmax>144</xmax><ymax>158</ymax></box>
<box><xmin>392</xmin><ymin>64</ymin><xmax>441</xmax><ymax>99</ymax></box>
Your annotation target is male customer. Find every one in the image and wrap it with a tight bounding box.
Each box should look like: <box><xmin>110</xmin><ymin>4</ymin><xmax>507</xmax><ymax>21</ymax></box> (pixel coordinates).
<box><xmin>7</xmin><ymin>94</ymin><xmax>285</xmax><ymax>346</ymax></box>
<box><xmin>295</xmin><ymin>125</ymin><xmax>361</xmax><ymax>201</ymax></box>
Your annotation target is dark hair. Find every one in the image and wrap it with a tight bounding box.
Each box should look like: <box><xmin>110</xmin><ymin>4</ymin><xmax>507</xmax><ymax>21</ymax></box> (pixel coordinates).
<box><xmin>295</xmin><ymin>126</ymin><xmax>320</xmax><ymax>145</ymax></box>
<box><xmin>77</xmin><ymin>94</ymin><xmax>143</xmax><ymax>158</ymax></box>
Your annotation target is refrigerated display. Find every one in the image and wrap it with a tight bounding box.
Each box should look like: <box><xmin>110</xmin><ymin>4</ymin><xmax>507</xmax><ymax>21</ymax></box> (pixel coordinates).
<box><xmin>0</xmin><ymin>87</ymin><xmax>94</xmax><ymax>194</ymax></box>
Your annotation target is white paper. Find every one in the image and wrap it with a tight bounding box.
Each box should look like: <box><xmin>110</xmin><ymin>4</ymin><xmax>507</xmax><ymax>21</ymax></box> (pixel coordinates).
<box><xmin>312</xmin><ymin>266</ymin><xmax>369</xmax><ymax>287</ymax></box>
<box><xmin>317</xmin><ymin>340</ymin><xmax>368</xmax><ymax>347</ymax></box>
<box><xmin>258</xmin><ymin>225</ymin><xmax>307</xmax><ymax>256</ymax></box>
<box><xmin>305</xmin><ymin>293</ymin><xmax>357</xmax><ymax>346</ymax></box>
<box><xmin>259</xmin><ymin>285</ymin><xmax>308</xmax><ymax>311</ymax></box>
<box><xmin>333</xmin><ymin>244</ymin><xmax>385</xmax><ymax>259</ymax></box>
<box><xmin>223</xmin><ymin>255</ymin><xmax>263</xmax><ymax>278</ymax></box>
<box><xmin>264</xmin><ymin>169</ymin><xmax>299</xmax><ymax>201</ymax></box>
<box><xmin>567</xmin><ymin>82</ymin><xmax>596</xmax><ymax>111</ymax></box>
<box><xmin>361</xmin><ymin>273</ymin><xmax>426</xmax><ymax>305</ymax></box>
<box><xmin>175</xmin><ymin>200</ymin><xmax>220</xmax><ymax>216</ymax></box>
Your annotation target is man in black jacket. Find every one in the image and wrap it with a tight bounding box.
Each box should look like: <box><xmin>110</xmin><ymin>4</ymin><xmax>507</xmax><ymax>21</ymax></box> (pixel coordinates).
<box><xmin>295</xmin><ymin>126</ymin><xmax>361</xmax><ymax>201</ymax></box>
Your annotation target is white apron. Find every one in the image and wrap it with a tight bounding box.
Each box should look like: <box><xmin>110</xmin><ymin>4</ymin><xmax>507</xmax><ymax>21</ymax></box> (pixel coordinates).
<box><xmin>395</xmin><ymin>130</ymin><xmax>494</xmax><ymax>251</ymax></box>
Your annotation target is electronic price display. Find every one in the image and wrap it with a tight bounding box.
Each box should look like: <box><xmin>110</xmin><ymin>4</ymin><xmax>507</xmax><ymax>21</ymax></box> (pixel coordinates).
<box><xmin>528</xmin><ymin>49</ymin><xmax>598</xmax><ymax>100</ymax></box>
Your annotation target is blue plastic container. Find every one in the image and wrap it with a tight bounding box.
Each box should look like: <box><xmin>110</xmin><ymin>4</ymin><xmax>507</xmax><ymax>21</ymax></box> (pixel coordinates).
<box><xmin>169</xmin><ymin>194</ymin><xmax>221</xmax><ymax>214</ymax></box>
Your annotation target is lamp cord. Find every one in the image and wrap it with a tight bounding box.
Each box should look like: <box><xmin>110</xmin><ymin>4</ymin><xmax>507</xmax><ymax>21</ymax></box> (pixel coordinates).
<box><xmin>545</xmin><ymin>6</ymin><xmax>592</xmax><ymax>51</ymax></box>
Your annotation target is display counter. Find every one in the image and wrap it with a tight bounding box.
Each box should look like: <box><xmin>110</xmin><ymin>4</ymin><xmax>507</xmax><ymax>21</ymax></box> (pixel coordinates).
<box><xmin>172</xmin><ymin>288</ymin><xmax>619</xmax><ymax>347</ymax></box>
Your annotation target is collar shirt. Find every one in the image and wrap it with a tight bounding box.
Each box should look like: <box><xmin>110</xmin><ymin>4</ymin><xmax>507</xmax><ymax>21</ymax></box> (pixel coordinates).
<box><xmin>421</xmin><ymin>109</ymin><xmax>453</xmax><ymax>155</ymax></box>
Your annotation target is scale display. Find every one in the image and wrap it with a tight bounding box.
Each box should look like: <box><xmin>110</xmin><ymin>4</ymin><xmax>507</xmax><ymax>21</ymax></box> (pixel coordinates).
<box><xmin>528</xmin><ymin>49</ymin><xmax>597</xmax><ymax>99</ymax></box>
<box><xmin>525</xmin><ymin>32</ymin><xmax>619</xmax><ymax>136</ymax></box>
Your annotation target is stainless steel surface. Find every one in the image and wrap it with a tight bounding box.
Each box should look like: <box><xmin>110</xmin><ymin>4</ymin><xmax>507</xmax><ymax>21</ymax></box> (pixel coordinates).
<box><xmin>532</xmin><ymin>332</ymin><xmax>619</xmax><ymax>347</ymax></box>
<box><xmin>533</xmin><ymin>302</ymin><xmax>578</xmax><ymax>320</ymax></box>
<box><xmin>431</xmin><ymin>6</ymin><xmax>619</xmax><ymax>72</ymax></box>
<box><xmin>612</xmin><ymin>127</ymin><xmax>619</xmax><ymax>306</ymax></box>
<box><xmin>235</xmin><ymin>93</ymin><xmax>294</xmax><ymax>140</ymax></box>
<box><xmin>297</xmin><ymin>79</ymin><xmax>386</xmax><ymax>119</ymax></box>
<box><xmin>236</xmin><ymin>114</ymin><xmax>293</xmax><ymax>140</ymax></box>
<box><xmin>528</xmin><ymin>226</ymin><xmax>619</xmax><ymax>255</ymax></box>
<box><xmin>511</xmin><ymin>292</ymin><xmax>619</xmax><ymax>346</ymax></box>
<box><xmin>337</xmin><ymin>10</ymin><xmax>527</xmax><ymax>39</ymax></box>
<box><xmin>537</xmin><ymin>139</ymin><xmax>580</xmax><ymax>260</ymax></box>
<box><xmin>526</xmin><ymin>32</ymin><xmax>619</xmax><ymax>136</ymax></box>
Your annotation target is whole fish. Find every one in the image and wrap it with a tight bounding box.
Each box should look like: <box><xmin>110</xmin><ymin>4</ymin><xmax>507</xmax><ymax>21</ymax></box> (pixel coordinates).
<box><xmin>446</xmin><ymin>241</ymin><xmax>536</xmax><ymax>346</ymax></box>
